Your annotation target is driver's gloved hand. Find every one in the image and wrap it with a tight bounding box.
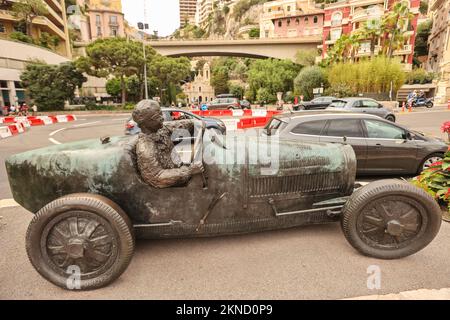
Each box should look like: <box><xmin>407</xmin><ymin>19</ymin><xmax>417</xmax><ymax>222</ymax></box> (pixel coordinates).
<box><xmin>190</xmin><ymin>162</ymin><xmax>204</xmax><ymax>175</ymax></box>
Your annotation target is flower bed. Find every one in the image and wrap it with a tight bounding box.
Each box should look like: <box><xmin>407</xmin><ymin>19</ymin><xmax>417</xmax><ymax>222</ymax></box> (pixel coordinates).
<box><xmin>412</xmin><ymin>149</ymin><xmax>450</xmax><ymax>213</ymax></box>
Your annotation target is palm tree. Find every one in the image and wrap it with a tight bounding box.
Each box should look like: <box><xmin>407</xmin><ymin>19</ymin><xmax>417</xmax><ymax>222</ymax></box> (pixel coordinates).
<box><xmin>11</xmin><ymin>0</ymin><xmax>48</xmax><ymax>37</ymax></box>
<box><xmin>356</xmin><ymin>18</ymin><xmax>385</xmax><ymax>59</ymax></box>
<box><xmin>382</xmin><ymin>0</ymin><xmax>414</xmax><ymax>58</ymax></box>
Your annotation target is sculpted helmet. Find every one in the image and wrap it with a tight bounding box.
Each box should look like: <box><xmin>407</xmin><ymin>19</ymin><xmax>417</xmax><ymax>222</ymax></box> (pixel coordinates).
<box><xmin>132</xmin><ymin>99</ymin><xmax>164</xmax><ymax>134</ymax></box>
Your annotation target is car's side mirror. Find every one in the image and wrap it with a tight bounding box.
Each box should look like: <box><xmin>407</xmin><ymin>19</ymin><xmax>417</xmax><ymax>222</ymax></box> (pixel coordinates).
<box><xmin>405</xmin><ymin>132</ymin><xmax>413</xmax><ymax>140</ymax></box>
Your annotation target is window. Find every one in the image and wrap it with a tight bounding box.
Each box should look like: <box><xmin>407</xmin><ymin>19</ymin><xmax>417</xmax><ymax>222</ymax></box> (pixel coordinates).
<box><xmin>0</xmin><ymin>23</ymin><xmax>5</xmax><ymax>33</ymax></box>
<box><xmin>361</xmin><ymin>100</ymin><xmax>381</xmax><ymax>108</ymax></box>
<box><xmin>330</xmin><ymin>28</ymin><xmax>342</xmax><ymax>41</ymax></box>
<box><xmin>97</xmin><ymin>26</ymin><xmax>102</xmax><ymax>36</ymax></box>
<box><xmin>287</xmin><ymin>19</ymin><xmax>291</xmax><ymax>26</ymax></box>
<box><xmin>313</xmin><ymin>15</ymin><xmax>318</xmax><ymax>24</ymax></box>
<box><xmin>304</xmin><ymin>17</ymin><xmax>309</xmax><ymax>23</ymax></box>
<box><xmin>278</xmin><ymin>20</ymin><xmax>282</xmax><ymax>27</ymax></box>
<box><xmin>364</xmin><ymin>120</ymin><xmax>405</xmax><ymax>139</ymax></box>
<box><xmin>325</xmin><ymin>119</ymin><xmax>364</xmax><ymax>137</ymax></box>
<box><xmin>291</xmin><ymin>120</ymin><xmax>327</xmax><ymax>135</ymax></box>
<box><xmin>110</xmin><ymin>27</ymin><xmax>118</xmax><ymax>36</ymax></box>
<box><xmin>199</xmin><ymin>86</ymin><xmax>202</xmax><ymax>92</ymax></box>
<box><xmin>295</xmin><ymin>17</ymin><xmax>300</xmax><ymax>25</ymax></box>
<box><xmin>329</xmin><ymin>100</ymin><xmax>347</xmax><ymax>108</ymax></box>
<box><xmin>287</xmin><ymin>5</ymin><xmax>291</xmax><ymax>11</ymax></box>
<box><xmin>96</xmin><ymin>15</ymin><xmax>101</xmax><ymax>25</ymax></box>
<box><xmin>110</xmin><ymin>15</ymin><xmax>118</xmax><ymax>24</ymax></box>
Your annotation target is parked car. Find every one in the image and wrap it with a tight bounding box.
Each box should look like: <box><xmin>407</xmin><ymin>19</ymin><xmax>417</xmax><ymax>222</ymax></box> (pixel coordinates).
<box><xmin>293</xmin><ymin>96</ymin><xmax>337</xmax><ymax>111</ymax></box>
<box><xmin>6</xmin><ymin>126</ymin><xmax>442</xmax><ymax>290</ymax></box>
<box><xmin>208</xmin><ymin>97</ymin><xmax>242</xmax><ymax>110</ymax></box>
<box><xmin>326</xmin><ymin>97</ymin><xmax>396</xmax><ymax>122</ymax></box>
<box><xmin>264</xmin><ymin>112</ymin><xmax>448</xmax><ymax>176</ymax></box>
<box><xmin>240</xmin><ymin>100</ymin><xmax>251</xmax><ymax>109</ymax></box>
<box><xmin>125</xmin><ymin>108</ymin><xmax>227</xmax><ymax>136</ymax></box>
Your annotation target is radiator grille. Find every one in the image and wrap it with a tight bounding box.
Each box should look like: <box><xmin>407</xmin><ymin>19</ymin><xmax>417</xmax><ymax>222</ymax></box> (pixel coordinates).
<box><xmin>249</xmin><ymin>172</ymin><xmax>343</xmax><ymax>197</ymax></box>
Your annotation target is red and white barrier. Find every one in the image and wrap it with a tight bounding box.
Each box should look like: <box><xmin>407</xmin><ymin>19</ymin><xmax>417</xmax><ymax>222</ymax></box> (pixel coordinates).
<box><xmin>190</xmin><ymin>109</ymin><xmax>280</xmax><ymax>118</ymax></box>
<box><xmin>0</xmin><ymin>126</ymin><xmax>12</xmax><ymax>138</ymax></box>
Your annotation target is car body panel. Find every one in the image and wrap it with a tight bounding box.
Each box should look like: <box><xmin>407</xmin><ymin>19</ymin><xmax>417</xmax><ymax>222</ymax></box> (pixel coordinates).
<box><xmin>6</xmin><ymin>135</ymin><xmax>357</xmax><ymax>239</ymax></box>
<box><xmin>294</xmin><ymin>96</ymin><xmax>336</xmax><ymax>110</ymax></box>
<box><xmin>268</xmin><ymin>113</ymin><xmax>448</xmax><ymax>175</ymax></box>
<box><xmin>326</xmin><ymin>98</ymin><xmax>395</xmax><ymax>121</ymax></box>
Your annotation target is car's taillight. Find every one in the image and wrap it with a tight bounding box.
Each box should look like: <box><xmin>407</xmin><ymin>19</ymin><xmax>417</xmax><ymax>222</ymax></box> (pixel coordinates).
<box><xmin>126</xmin><ymin>122</ymin><xmax>134</xmax><ymax>129</ymax></box>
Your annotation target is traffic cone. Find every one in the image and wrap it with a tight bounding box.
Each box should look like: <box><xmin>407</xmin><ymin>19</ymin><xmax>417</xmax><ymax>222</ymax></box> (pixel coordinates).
<box><xmin>401</xmin><ymin>101</ymin><xmax>405</xmax><ymax>112</ymax></box>
<box><xmin>408</xmin><ymin>101</ymin><xmax>412</xmax><ymax>112</ymax></box>
<box><xmin>447</xmin><ymin>99</ymin><xmax>450</xmax><ymax>110</ymax></box>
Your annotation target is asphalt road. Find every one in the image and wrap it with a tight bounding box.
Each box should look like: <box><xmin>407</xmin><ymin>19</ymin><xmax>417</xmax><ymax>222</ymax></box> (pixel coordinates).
<box><xmin>1</xmin><ymin>109</ymin><xmax>449</xmax><ymax>300</ymax></box>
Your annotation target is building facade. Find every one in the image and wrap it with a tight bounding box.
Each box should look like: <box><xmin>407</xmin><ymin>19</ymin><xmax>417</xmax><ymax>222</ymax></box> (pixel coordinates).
<box><xmin>195</xmin><ymin>0</ymin><xmax>237</xmax><ymax>27</ymax></box>
<box><xmin>180</xmin><ymin>0</ymin><xmax>197</xmax><ymax>26</ymax></box>
<box><xmin>260</xmin><ymin>0</ymin><xmax>324</xmax><ymax>38</ymax></box>
<box><xmin>183</xmin><ymin>62</ymin><xmax>215</xmax><ymax>104</ymax></box>
<box><xmin>321</xmin><ymin>0</ymin><xmax>420</xmax><ymax>70</ymax></box>
<box><xmin>427</xmin><ymin>0</ymin><xmax>450</xmax><ymax>104</ymax></box>
<box><xmin>0</xmin><ymin>0</ymin><xmax>71</xmax><ymax>58</ymax></box>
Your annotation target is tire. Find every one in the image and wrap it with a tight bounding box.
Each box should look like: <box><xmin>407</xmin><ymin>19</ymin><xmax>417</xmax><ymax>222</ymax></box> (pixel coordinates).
<box><xmin>418</xmin><ymin>153</ymin><xmax>444</xmax><ymax>174</ymax></box>
<box><xmin>385</xmin><ymin>115</ymin><xmax>396</xmax><ymax>122</ymax></box>
<box><xmin>26</xmin><ymin>193</ymin><xmax>135</xmax><ymax>290</ymax></box>
<box><xmin>341</xmin><ymin>179</ymin><xmax>441</xmax><ymax>259</ymax></box>
<box><xmin>426</xmin><ymin>102</ymin><xmax>434</xmax><ymax>108</ymax></box>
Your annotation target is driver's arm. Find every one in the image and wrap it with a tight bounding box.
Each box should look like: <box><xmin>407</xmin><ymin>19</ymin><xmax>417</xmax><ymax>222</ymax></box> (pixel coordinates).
<box><xmin>136</xmin><ymin>138</ymin><xmax>193</xmax><ymax>188</ymax></box>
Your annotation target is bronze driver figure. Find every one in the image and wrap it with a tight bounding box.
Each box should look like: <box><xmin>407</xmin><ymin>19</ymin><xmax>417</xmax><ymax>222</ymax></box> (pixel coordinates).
<box><xmin>132</xmin><ymin>100</ymin><xmax>204</xmax><ymax>188</ymax></box>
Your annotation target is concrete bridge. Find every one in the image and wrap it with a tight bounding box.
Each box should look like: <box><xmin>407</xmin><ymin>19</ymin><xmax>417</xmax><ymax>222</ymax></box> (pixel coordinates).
<box><xmin>147</xmin><ymin>37</ymin><xmax>322</xmax><ymax>61</ymax></box>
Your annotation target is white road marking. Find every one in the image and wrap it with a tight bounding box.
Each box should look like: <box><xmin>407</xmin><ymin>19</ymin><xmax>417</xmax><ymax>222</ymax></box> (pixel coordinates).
<box><xmin>73</xmin><ymin>121</ymin><xmax>101</xmax><ymax>128</ymax></box>
<box><xmin>0</xmin><ymin>199</ymin><xmax>19</xmax><ymax>208</ymax></box>
<box><xmin>49</xmin><ymin>128</ymin><xmax>66</xmax><ymax>137</ymax></box>
<box><xmin>110</xmin><ymin>118</ymin><xmax>129</xmax><ymax>122</ymax></box>
<box><xmin>48</xmin><ymin>138</ymin><xmax>62</xmax><ymax>145</ymax></box>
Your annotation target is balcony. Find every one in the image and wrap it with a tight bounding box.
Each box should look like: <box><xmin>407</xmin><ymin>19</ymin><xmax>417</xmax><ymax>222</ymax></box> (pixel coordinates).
<box><xmin>355</xmin><ymin>45</ymin><xmax>381</xmax><ymax>57</ymax></box>
<box><xmin>393</xmin><ymin>44</ymin><xmax>412</xmax><ymax>55</ymax></box>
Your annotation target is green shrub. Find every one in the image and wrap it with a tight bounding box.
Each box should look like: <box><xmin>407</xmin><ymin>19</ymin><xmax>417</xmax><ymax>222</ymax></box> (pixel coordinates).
<box><xmin>294</xmin><ymin>66</ymin><xmax>327</xmax><ymax>101</ymax></box>
<box><xmin>10</xmin><ymin>31</ymin><xmax>33</xmax><ymax>44</ymax></box>
<box><xmin>327</xmin><ymin>56</ymin><xmax>406</xmax><ymax>95</ymax></box>
<box><xmin>248</xmin><ymin>28</ymin><xmax>260</xmax><ymax>38</ymax></box>
<box><xmin>256</xmin><ymin>87</ymin><xmax>276</xmax><ymax>104</ymax></box>
<box><xmin>406</xmin><ymin>68</ymin><xmax>435</xmax><ymax>84</ymax></box>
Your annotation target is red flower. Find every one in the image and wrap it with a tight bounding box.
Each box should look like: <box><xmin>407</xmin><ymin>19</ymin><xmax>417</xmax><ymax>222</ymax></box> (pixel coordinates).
<box><xmin>442</xmin><ymin>121</ymin><xmax>450</xmax><ymax>133</ymax></box>
<box><xmin>431</xmin><ymin>161</ymin><xmax>443</xmax><ymax>167</ymax></box>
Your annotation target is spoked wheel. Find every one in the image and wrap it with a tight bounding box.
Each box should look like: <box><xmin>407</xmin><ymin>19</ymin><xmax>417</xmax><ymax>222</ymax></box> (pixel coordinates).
<box><xmin>420</xmin><ymin>153</ymin><xmax>443</xmax><ymax>173</ymax></box>
<box><xmin>26</xmin><ymin>194</ymin><xmax>134</xmax><ymax>290</ymax></box>
<box><xmin>341</xmin><ymin>180</ymin><xmax>441</xmax><ymax>259</ymax></box>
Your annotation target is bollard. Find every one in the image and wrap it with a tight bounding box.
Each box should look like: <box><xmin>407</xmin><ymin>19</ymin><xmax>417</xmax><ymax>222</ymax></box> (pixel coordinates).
<box><xmin>402</xmin><ymin>101</ymin><xmax>405</xmax><ymax>112</ymax></box>
<box><xmin>408</xmin><ymin>101</ymin><xmax>412</xmax><ymax>112</ymax></box>
<box><xmin>448</xmin><ymin>99</ymin><xmax>450</xmax><ymax>110</ymax></box>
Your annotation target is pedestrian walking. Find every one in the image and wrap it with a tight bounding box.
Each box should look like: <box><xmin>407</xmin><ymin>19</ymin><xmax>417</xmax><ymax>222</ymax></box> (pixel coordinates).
<box><xmin>32</xmin><ymin>104</ymin><xmax>38</xmax><ymax>115</ymax></box>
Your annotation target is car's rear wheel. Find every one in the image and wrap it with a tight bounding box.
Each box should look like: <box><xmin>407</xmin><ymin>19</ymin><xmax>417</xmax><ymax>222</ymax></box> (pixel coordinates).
<box><xmin>385</xmin><ymin>115</ymin><xmax>395</xmax><ymax>122</ymax></box>
<box><xmin>341</xmin><ymin>179</ymin><xmax>441</xmax><ymax>259</ymax></box>
<box><xmin>419</xmin><ymin>153</ymin><xmax>444</xmax><ymax>174</ymax></box>
<box><xmin>26</xmin><ymin>194</ymin><xmax>135</xmax><ymax>290</ymax></box>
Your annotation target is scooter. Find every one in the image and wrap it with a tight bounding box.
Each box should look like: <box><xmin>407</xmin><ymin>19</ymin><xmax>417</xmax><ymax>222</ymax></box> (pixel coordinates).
<box><xmin>412</xmin><ymin>97</ymin><xmax>434</xmax><ymax>108</ymax></box>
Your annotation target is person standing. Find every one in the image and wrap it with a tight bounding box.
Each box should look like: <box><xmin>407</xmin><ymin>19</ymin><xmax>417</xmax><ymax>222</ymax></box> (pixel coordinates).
<box><xmin>32</xmin><ymin>104</ymin><xmax>38</xmax><ymax>115</ymax></box>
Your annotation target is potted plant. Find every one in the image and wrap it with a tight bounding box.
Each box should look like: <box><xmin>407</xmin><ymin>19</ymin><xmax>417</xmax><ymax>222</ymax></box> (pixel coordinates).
<box><xmin>442</xmin><ymin>121</ymin><xmax>450</xmax><ymax>142</ymax></box>
<box><xmin>412</xmin><ymin>149</ymin><xmax>450</xmax><ymax>220</ymax></box>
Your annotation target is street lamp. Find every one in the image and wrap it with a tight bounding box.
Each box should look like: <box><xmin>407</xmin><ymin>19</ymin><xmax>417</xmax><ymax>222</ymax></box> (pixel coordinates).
<box><xmin>137</xmin><ymin>22</ymin><xmax>150</xmax><ymax>100</ymax></box>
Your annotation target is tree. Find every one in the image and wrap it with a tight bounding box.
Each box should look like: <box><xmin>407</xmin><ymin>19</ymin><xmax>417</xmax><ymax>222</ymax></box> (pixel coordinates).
<box><xmin>295</xmin><ymin>49</ymin><xmax>318</xmax><ymax>66</ymax></box>
<box><xmin>211</xmin><ymin>66</ymin><xmax>230</xmax><ymax>95</ymax></box>
<box><xmin>256</xmin><ymin>87</ymin><xmax>275</xmax><ymax>104</ymax></box>
<box><xmin>414</xmin><ymin>20</ymin><xmax>432</xmax><ymax>63</ymax></box>
<box><xmin>75</xmin><ymin>38</ymin><xmax>146</xmax><ymax>104</ymax></box>
<box><xmin>248</xmin><ymin>28</ymin><xmax>260</xmax><ymax>38</ymax></box>
<box><xmin>247</xmin><ymin>59</ymin><xmax>300</xmax><ymax>99</ymax></box>
<box><xmin>20</xmin><ymin>61</ymin><xmax>86</xmax><ymax>111</ymax></box>
<box><xmin>382</xmin><ymin>0</ymin><xmax>414</xmax><ymax>58</ymax></box>
<box><xmin>11</xmin><ymin>0</ymin><xmax>48</xmax><ymax>37</ymax></box>
<box><xmin>229</xmin><ymin>83</ymin><xmax>245</xmax><ymax>99</ymax></box>
<box><xmin>294</xmin><ymin>66</ymin><xmax>327</xmax><ymax>101</ymax></box>
<box><xmin>148</xmin><ymin>56</ymin><xmax>191</xmax><ymax>104</ymax></box>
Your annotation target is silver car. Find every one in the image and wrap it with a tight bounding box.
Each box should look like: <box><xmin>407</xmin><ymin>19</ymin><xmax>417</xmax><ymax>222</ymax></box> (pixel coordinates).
<box><xmin>327</xmin><ymin>97</ymin><xmax>396</xmax><ymax>122</ymax></box>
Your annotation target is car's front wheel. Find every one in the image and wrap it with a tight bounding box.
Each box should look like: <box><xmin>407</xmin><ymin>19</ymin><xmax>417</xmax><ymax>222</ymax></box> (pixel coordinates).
<box><xmin>26</xmin><ymin>194</ymin><xmax>135</xmax><ymax>290</ymax></box>
<box><xmin>419</xmin><ymin>153</ymin><xmax>444</xmax><ymax>174</ymax></box>
<box><xmin>341</xmin><ymin>179</ymin><xmax>441</xmax><ymax>259</ymax></box>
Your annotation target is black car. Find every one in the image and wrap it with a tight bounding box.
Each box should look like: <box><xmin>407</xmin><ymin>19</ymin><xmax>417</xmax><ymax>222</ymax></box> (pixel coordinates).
<box><xmin>326</xmin><ymin>97</ymin><xmax>396</xmax><ymax>122</ymax></box>
<box><xmin>294</xmin><ymin>96</ymin><xmax>336</xmax><ymax>111</ymax></box>
<box><xmin>207</xmin><ymin>97</ymin><xmax>242</xmax><ymax>110</ymax></box>
<box><xmin>125</xmin><ymin>108</ymin><xmax>227</xmax><ymax>135</ymax></box>
<box><xmin>264</xmin><ymin>112</ymin><xmax>448</xmax><ymax>176</ymax></box>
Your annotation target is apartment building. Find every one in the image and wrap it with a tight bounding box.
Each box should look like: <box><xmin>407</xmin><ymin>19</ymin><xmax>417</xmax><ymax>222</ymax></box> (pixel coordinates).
<box><xmin>260</xmin><ymin>0</ymin><xmax>324</xmax><ymax>38</ymax></box>
<box><xmin>0</xmin><ymin>0</ymin><xmax>71</xmax><ymax>57</ymax></box>
<box><xmin>87</xmin><ymin>0</ymin><xmax>125</xmax><ymax>40</ymax></box>
<box><xmin>321</xmin><ymin>0</ymin><xmax>420</xmax><ymax>70</ymax></box>
<box><xmin>180</xmin><ymin>0</ymin><xmax>197</xmax><ymax>26</ymax></box>
<box><xmin>195</xmin><ymin>0</ymin><xmax>237</xmax><ymax>27</ymax></box>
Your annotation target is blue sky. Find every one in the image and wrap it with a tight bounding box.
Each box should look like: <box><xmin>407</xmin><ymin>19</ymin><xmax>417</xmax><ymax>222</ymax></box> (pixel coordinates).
<box><xmin>122</xmin><ymin>0</ymin><xmax>180</xmax><ymax>36</ymax></box>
